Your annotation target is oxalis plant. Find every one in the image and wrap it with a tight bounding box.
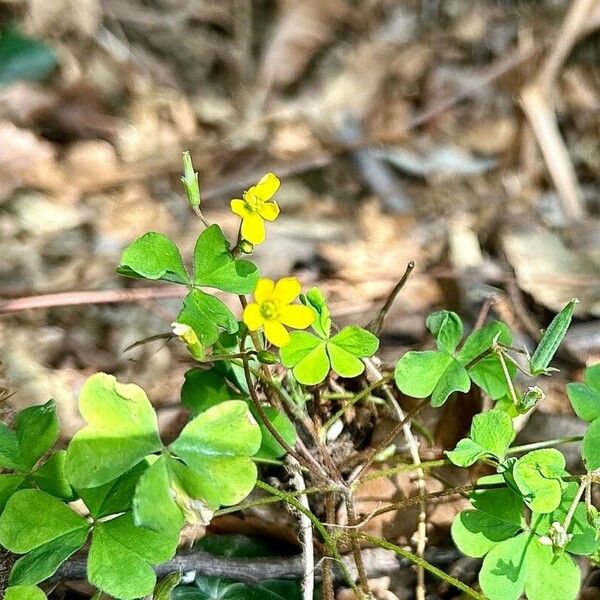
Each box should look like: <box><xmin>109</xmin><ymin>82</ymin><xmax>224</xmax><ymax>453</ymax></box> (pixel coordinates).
<box><xmin>0</xmin><ymin>152</ymin><xmax>598</xmax><ymax>600</ymax></box>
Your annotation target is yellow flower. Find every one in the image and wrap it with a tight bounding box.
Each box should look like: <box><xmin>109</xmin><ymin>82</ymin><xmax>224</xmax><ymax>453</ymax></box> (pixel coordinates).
<box><xmin>230</xmin><ymin>173</ymin><xmax>281</xmax><ymax>245</ymax></box>
<box><xmin>243</xmin><ymin>277</ymin><xmax>314</xmax><ymax>347</ymax></box>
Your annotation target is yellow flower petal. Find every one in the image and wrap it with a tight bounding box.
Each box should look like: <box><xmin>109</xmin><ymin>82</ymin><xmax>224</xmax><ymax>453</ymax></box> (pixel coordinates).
<box><xmin>254</xmin><ymin>278</ymin><xmax>275</xmax><ymax>303</ymax></box>
<box><xmin>241</xmin><ymin>213</ymin><xmax>266</xmax><ymax>245</ymax></box>
<box><xmin>243</xmin><ymin>303</ymin><xmax>264</xmax><ymax>331</ymax></box>
<box><xmin>258</xmin><ymin>201</ymin><xmax>280</xmax><ymax>222</ymax></box>
<box><xmin>272</xmin><ymin>277</ymin><xmax>301</xmax><ymax>305</ymax></box>
<box><xmin>264</xmin><ymin>320</ymin><xmax>290</xmax><ymax>347</ymax></box>
<box><xmin>279</xmin><ymin>305</ymin><xmax>314</xmax><ymax>329</ymax></box>
<box><xmin>230</xmin><ymin>199</ymin><xmax>249</xmax><ymax>218</ymax></box>
<box><xmin>254</xmin><ymin>173</ymin><xmax>280</xmax><ymax>201</ymax></box>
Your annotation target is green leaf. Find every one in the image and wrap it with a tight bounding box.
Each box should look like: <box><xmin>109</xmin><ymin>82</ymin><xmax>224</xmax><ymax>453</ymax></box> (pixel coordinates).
<box><xmin>15</xmin><ymin>399</ymin><xmax>59</xmax><ymax>470</ymax></box>
<box><xmin>530</xmin><ymin>298</ymin><xmax>578</xmax><ymax>375</ymax></box>
<box><xmin>66</xmin><ymin>373</ymin><xmax>162</xmax><ymax>489</ymax></box>
<box><xmin>329</xmin><ymin>326</ymin><xmax>379</xmax><ymax>357</ymax></box>
<box><xmin>5</xmin><ymin>586</ymin><xmax>47</xmax><ymax>600</ymax></box>
<box><xmin>327</xmin><ymin>342</ymin><xmax>364</xmax><ymax>378</ymax></box>
<box><xmin>88</xmin><ymin>512</ymin><xmax>179</xmax><ymax>600</ymax></box>
<box><xmin>177</xmin><ymin>289</ymin><xmax>238</xmax><ymax>349</ymax></box>
<box><xmin>280</xmin><ymin>331</ymin><xmax>322</xmax><ymax>367</ymax></box>
<box><xmin>253</xmin><ymin>407</ymin><xmax>296</xmax><ymax>460</ymax></box>
<box><xmin>0</xmin><ymin>422</ymin><xmax>22</xmax><ymax>470</ymax></box>
<box><xmin>9</xmin><ymin>528</ymin><xmax>89</xmax><ymax>586</ymax></box>
<box><xmin>133</xmin><ymin>455</ymin><xmax>184</xmax><ymax>536</ymax></box>
<box><xmin>468</xmin><ymin>355</ymin><xmax>516</xmax><ymax>400</ymax></box>
<box><xmin>532</xmin><ymin>482</ymin><xmax>600</xmax><ymax>556</ymax></box>
<box><xmin>281</xmin><ymin>332</ymin><xmax>330</xmax><ymax>385</ymax></box>
<box><xmin>470</xmin><ymin>410</ymin><xmax>514</xmax><ymax>461</ymax></box>
<box><xmin>479</xmin><ymin>533</ymin><xmax>528</xmax><ymax>600</ymax></box>
<box><xmin>31</xmin><ymin>450</ymin><xmax>75</xmax><ymax>500</ymax></box>
<box><xmin>395</xmin><ymin>351</ymin><xmax>452</xmax><ymax>398</ymax></box>
<box><xmin>303</xmin><ymin>287</ymin><xmax>331</xmax><ymax>338</ymax></box>
<box><xmin>524</xmin><ymin>539</ymin><xmax>580</xmax><ymax>600</ymax></box>
<box><xmin>170</xmin><ymin>401</ymin><xmax>261</xmax><ymax>508</ymax></box>
<box><xmin>426</xmin><ymin>310</ymin><xmax>463</xmax><ymax>354</ymax></box>
<box><xmin>513</xmin><ymin>449</ymin><xmax>565</xmax><ymax>513</ymax></box>
<box><xmin>451</xmin><ymin>509</ymin><xmax>520</xmax><ymax>557</ymax></box>
<box><xmin>566</xmin><ymin>364</ymin><xmax>600</xmax><ymax>422</ymax></box>
<box><xmin>0</xmin><ymin>489</ymin><xmax>88</xmax><ymax>553</ymax></box>
<box><xmin>457</xmin><ymin>321</ymin><xmax>512</xmax><ymax>366</ymax></box>
<box><xmin>181</xmin><ymin>368</ymin><xmax>240</xmax><ymax>416</ymax></box>
<box><xmin>193</xmin><ymin>225</ymin><xmax>259</xmax><ymax>293</ymax></box>
<box><xmin>582</xmin><ymin>417</ymin><xmax>600</xmax><ymax>471</ymax></box>
<box><xmin>431</xmin><ymin>358</ymin><xmax>470</xmax><ymax>407</ymax></box>
<box><xmin>446</xmin><ymin>438</ymin><xmax>486</xmax><ymax>467</ymax></box>
<box><xmin>470</xmin><ymin>474</ymin><xmax>523</xmax><ymax>526</ymax></box>
<box><xmin>0</xmin><ymin>29</ymin><xmax>56</xmax><ymax>86</ymax></box>
<box><xmin>117</xmin><ymin>233</ymin><xmax>189</xmax><ymax>284</ymax></box>
<box><xmin>0</xmin><ymin>474</ymin><xmax>26</xmax><ymax>512</ymax></box>
<box><xmin>79</xmin><ymin>461</ymin><xmax>149</xmax><ymax>519</ymax></box>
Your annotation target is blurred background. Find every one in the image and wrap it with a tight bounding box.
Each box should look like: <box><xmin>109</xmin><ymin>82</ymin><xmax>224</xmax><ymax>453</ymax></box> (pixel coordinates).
<box><xmin>0</xmin><ymin>0</ymin><xmax>600</xmax><ymax>500</ymax></box>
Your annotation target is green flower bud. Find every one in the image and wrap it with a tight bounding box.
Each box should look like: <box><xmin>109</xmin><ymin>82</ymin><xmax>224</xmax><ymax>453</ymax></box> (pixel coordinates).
<box><xmin>238</xmin><ymin>239</ymin><xmax>254</xmax><ymax>254</ymax></box>
<box><xmin>257</xmin><ymin>350</ymin><xmax>279</xmax><ymax>364</ymax></box>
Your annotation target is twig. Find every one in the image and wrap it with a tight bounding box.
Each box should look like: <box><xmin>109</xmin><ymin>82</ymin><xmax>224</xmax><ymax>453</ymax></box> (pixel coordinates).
<box><xmin>288</xmin><ymin>457</ymin><xmax>315</xmax><ymax>600</ymax></box>
<box><xmin>367</xmin><ymin>262</ymin><xmax>415</xmax><ymax>335</ymax></box>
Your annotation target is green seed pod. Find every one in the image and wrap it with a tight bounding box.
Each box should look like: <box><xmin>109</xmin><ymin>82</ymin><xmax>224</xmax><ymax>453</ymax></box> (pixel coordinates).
<box><xmin>257</xmin><ymin>350</ymin><xmax>279</xmax><ymax>364</ymax></box>
<box><xmin>181</xmin><ymin>151</ymin><xmax>201</xmax><ymax>209</ymax></box>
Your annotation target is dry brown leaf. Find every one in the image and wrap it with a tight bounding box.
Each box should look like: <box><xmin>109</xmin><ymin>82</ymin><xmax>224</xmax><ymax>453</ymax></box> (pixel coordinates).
<box><xmin>260</xmin><ymin>0</ymin><xmax>350</xmax><ymax>92</ymax></box>
<box><xmin>502</xmin><ymin>225</ymin><xmax>600</xmax><ymax>316</ymax></box>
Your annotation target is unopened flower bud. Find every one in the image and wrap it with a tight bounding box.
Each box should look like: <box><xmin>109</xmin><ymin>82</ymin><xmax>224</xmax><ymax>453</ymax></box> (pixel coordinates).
<box><xmin>257</xmin><ymin>350</ymin><xmax>279</xmax><ymax>364</ymax></box>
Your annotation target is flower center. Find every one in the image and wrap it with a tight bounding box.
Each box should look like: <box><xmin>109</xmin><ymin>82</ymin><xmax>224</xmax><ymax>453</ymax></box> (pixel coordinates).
<box><xmin>259</xmin><ymin>299</ymin><xmax>280</xmax><ymax>320</ymax></box>
<box><xmin>244</xmin><ymin>191</ymin><xmax>264</xmax><ymax>213</ymax></box>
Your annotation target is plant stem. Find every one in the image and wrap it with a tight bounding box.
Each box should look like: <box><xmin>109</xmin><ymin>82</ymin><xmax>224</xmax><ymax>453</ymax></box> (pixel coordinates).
<box><xmin>507</xmin><ymin>436</ymin><xmax>583</xmax><ymax>455</ymax></box>
<box><xmin>256</xmin><ymin>481</ymin><xmax>358</xmax><ymax>593</ymax></box>
<box><xmin>357</xmin><ymin>534</ymin><xmax>487</xmax><ymax>600</ymax></box>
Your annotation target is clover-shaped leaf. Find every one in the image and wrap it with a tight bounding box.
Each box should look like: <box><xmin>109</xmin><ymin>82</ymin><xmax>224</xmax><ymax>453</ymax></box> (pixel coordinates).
<box><xmin>170</xmin><ymin>401</ymin><xmax>261</xmax><ymax>509</ymax></box>
<box><xmin>426</xmin><ymin>310</ymin><xmax>463</xmax><ymax>354</ymax></box>
<box><xmin>31</xmin><ymin>450</ymin><xmax>75</xmax><ymax>500</ymax></box>
<box><xmin>177</xmin><ymin>289</ymin><xmax>239</xmax><ymax>350</ymax></box>
<box><xmin>117</xmin><ymin>232</ymin><xmax>190</xmax><ymax>284</ymax></box>
<box><xmin>302</xmin><ymin>287</ymin><xmax>331</xmax><ymax>338</ymax></box>
<box><xmin>66</xmin><ymin>373</ymin><xmax>162</xmax><ymax>489</ymax></box>
<box><xmin>447</xmin><ymin>410</ymin><xmax>514</xmax><ymax>467</ymax></box>
<box><xmin>582</xmin><ymin>417</ymin><xmax>600</xmax><ymax>471</ymax></box>
<box><xmin>394</xmin><ymin>350</ymin><xmax>470</xmax><ymax>407</ymax></box>
<box><xmin>512</xmin><ymin>449</ymin><xmax>565</xmax><ymax>513</ymax></box>
<box><xmin>88</xmin><ymin>512</ymin><xmax>179</xmax><ymax>600</ymax></box>
<box><xmin>0</xmin><ymin>474</ymin><xmax>26</xmax><ymax>512</ymax></box>
<box><xmin>193</xmin><ymin>224</ymin><xmax>259</xmax><ymax>294</ymax></box>
<box><xmin>281</xmin><ymin>326</ymin><xmax>378</xmax><ymax>385</ymax></box>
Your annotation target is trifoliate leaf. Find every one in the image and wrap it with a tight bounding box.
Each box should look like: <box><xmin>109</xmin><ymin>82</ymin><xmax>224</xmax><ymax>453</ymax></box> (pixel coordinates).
<box><xmin>566</xmin><ymin>363</ymin><xmax>600</xmax><ymax>422</ymax></box>
<box><xmin>395</xmin><ymin>351</ymin><xmax>452</xmax><ymax>398</ymax></box>
<box><xmin>280</xmin><ymin>332</ymin><xmax>328</xmax><ymax>385</ymax></box>
<box><xmin>0</xmin><ymin>490</ymin><xmax>88</xmax><ymax>553</ymax></box>
<box><xmin>326</xmin><ymin>342</ymin><xmax>364</xmax><ymax>378</ymax></box>
<box><xmin>426</xmin><ymin>310</ymin><xmax>463</xmax><ymax>354</ymax></box>
<box><xmin>457</xmin><ymin>321</ymin><xmax>512</xmax><ymax>366</ymax></box>
<box><xmin>329</xmin><ymin>326</ymin><xmax>379</xmax><ymax>357</ymax></box>
<box><xmin>302</xmin><ymin>288</ymin><xmax>331</xmax><ymax>338</ymax></box>
<box><xmin>88</xmin><ymin>512</ymin><xmax>178</xmax><ymax>600</ymax></box>
<box><xmin>66</xmin><ymin>373</ymin><xmax>162</xmax><ymax>489</ymax></box>
<box><xmin>181</xmin><ymin>368</ymin><xmax>241</xmax><ymax>415</ymax></box>
<box><xmin>513</xmin><ymin>449</ymin><xmax>565</xmax><ymax>513</ymax></box>
<box><xmin>15</xmin><ymin>399</ymin><xmax>59</xmax><ymax>469</ymax></box>
<box><xmin>470</xmin><ymin>474</ymin><xmax>523</xmax><ymax>526</ymax></box>
<box><xmin>117</xmin><ymin>232</ymin><xmax>189</xmax><ymax>284</ymax></box>
<box><xmin>170</xmin><ymin>401</ymin><xmax>261</xmax><ymax>508</ymax></box>
<box><xmin>530</xmin><ymin>298</ymin><xmax>578</xmax><ymax>376</ymax></box>
<box><xmin>0</xmin><ymin>422</ymin><xmax>22</xmax><ymax>471</ymax></box>
<box><xmin>468</xmin><ymin>354</ymin><xmax>516</xmax><ymax>400</ymax></box>
<box><xmin>430</xmin><ymin>357</ymin><xmax>471</xmax><ymax>407</ymax></box>
<box><xmin>177</xmin><ymin>289</ymin><xmax>238</xmax><ymax>349</ymax></box>
<box><xmin>193</xmin><ymin>225</ymin><xmax>259</xmax><ymax>293</ymax></box>
<box><xmin>0</xmin><ymin>474</ymin><xmax>26</xmax><ymax>512</ymax></box>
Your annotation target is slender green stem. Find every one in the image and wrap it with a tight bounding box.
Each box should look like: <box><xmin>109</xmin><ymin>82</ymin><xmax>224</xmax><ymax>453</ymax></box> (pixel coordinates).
<box><xmin>359</xmin><ymin>458</ymin><xmax>449</xmax><ymax>483</ymax></box>
<box><xmin>357</xmin><ymin>534</ymin><xmax>486</xmax><ymax>600</ymax></box>
<box><xmin>508</xmin><ymin>436</ymin><xmax>583</xmax><ymax>455</ymax></box>
<box><xmin>496</xmin><ymin>347</ymin><xmax>519</xmax><ymax>406</ymax></box>
<box><xmin>256</xmin><ymin>481</ymin><xmax>358</xmax><ymax>593</ymax></box>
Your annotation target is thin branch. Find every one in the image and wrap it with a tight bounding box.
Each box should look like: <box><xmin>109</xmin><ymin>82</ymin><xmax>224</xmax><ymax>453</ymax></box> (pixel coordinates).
<box><xmin>367</xmin><ymin>262</ymin><xmax>415</xmax><ymax>336</ymax></box>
